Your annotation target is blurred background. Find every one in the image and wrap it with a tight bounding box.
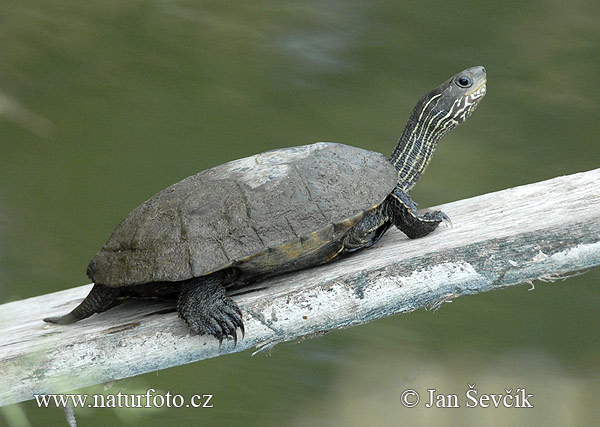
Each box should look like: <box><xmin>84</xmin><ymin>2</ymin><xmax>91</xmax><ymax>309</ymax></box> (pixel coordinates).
<box><xmin>1</xmin><ymin>0</ymin><xmax>599</xmax><ymax>425</ymax></box>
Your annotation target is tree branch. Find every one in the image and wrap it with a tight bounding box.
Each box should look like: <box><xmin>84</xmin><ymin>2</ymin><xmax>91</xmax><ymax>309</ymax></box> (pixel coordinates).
<box><xmin>1</xmin><ymin>168</ymin><xmax>599</xmax><ymax>406</ymax></box>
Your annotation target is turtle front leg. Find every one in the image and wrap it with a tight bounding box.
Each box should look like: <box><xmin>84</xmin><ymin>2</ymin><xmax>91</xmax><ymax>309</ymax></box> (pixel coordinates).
<box><xmin>177</xmin><ymin>269</ymin><xmax>244</xmax><ymax>346</ymax></box>
<box><xmin>387</xmin><ymin>186</ymin><xmax>449</xmax><ymax>239</ymax></box>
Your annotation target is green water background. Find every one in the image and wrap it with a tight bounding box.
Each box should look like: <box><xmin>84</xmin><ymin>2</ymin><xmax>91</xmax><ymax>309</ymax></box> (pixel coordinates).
<box><xmin>1</xmin><ymin>1</ymin><xmax>599</xmax><ymax>425</ymax></box>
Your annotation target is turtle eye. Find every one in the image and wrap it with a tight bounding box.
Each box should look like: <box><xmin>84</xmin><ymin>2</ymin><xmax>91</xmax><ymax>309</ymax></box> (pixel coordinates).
<box><xmin>456</xmin><ymin>76</ymin><xmax>472</xmax><ymax>88</ymax></box>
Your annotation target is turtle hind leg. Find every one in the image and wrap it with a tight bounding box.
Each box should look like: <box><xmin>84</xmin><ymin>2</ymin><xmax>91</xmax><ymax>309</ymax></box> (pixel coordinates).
<box><xmin>177</xmin><ymin>271</ymin><xmax>244</xmax><ymax>346</ymax></box>
<box><xmin>387</xmin><ymin>187</ymin><xmax>450</xmax><ymax>239</ymax></box>
<box><xmin>43</xmin><ymin>284</ymin><xmax>121</xmax><ymax>325</ymax></box>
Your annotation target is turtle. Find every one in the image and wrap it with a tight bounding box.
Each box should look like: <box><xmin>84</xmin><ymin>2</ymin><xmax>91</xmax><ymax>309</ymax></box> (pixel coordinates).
<box><xmin>44</xmin><ymin>66</ymin><xmax>487</xmax><ymax>344</ymax></box>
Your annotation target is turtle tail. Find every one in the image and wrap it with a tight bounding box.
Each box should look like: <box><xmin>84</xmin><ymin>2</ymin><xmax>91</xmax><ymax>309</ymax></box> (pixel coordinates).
<box><xmin>43</xmin><ymin>284</ymin><xmax>121</xmax><ymax>325</ymax></box>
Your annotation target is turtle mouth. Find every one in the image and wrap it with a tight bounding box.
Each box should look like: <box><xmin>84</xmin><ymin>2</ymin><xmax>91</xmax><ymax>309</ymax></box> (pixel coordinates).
<box><xmin>466</xmin><ymin>78</ymin><xmax>487</xmax><ymax>97</ymax></box>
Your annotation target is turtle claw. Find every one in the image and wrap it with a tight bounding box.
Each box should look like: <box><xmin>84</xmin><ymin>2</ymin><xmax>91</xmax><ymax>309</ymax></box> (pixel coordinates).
<box><xmin>389</xmin><ymin>188</ymin><xmax>451</xmax><ymax>239</ymax></box>
<box><xmin>177</xmin><ymin>275</ymin><xmax>245</xmax><ymax>346</ymax></box>
<box><xmin>440</xmin><ymin>212</ymin><xmax>452</xmax><ymax>228</ymax></box>
<box><xmin>424</xmin><ymin>210</ymin><xmax>452</xmax><ymax>228</ymax></box>
<box><xmin>396</xmin><ymin>209</ymin><xmax>450</xmax><ymax>239</ymax></box>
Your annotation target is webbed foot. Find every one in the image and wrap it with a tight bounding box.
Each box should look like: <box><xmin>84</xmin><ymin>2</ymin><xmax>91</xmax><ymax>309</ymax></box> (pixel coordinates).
<box><xmin>388</xmin><ymin>188</ymin><xmax>450</xmax><ymax>239</ymax></box>
<box><xmin>177</xmin><ymin>273</ymin><xmax>245</xmax><ymax>346</ymax></box>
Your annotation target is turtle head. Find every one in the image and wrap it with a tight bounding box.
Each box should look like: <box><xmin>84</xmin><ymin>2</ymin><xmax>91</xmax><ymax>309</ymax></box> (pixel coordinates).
<box><xmin>391</xmin><ymin>66</ymin><xmax>487</xmax><ymax>192</ymax></box>
<box><xmin>415</xmin><ymin>66</ymin><xmax>487</xmax><ymax>126</ymax></box>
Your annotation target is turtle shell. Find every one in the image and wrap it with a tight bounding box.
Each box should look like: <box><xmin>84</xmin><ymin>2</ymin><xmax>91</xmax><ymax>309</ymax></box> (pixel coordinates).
<box><xmin>87</xmin><ymin>142</ymin><xmax>397</xmax><ymax>286</ymax></box>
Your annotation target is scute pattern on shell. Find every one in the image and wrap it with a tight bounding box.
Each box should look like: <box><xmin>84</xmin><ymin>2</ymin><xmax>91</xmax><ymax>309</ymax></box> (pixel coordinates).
<box><xmin>87</xmin><ymin>142</ymin><xmax>397</xmax><ymax>286</ymax></box>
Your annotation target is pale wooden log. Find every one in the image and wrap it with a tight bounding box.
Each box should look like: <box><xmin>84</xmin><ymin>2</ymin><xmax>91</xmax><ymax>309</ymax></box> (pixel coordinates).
<box><xmin>1</xmin><ymin>168</ymin><xmax>599</xmax><ymax>406</ymax></box>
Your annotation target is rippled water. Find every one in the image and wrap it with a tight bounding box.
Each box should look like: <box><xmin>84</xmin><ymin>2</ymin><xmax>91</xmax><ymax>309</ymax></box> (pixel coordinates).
<box><xmin>2</xmin><ymin>1</ymin><xmax>599</xmax><ymax>425</ymax></box>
